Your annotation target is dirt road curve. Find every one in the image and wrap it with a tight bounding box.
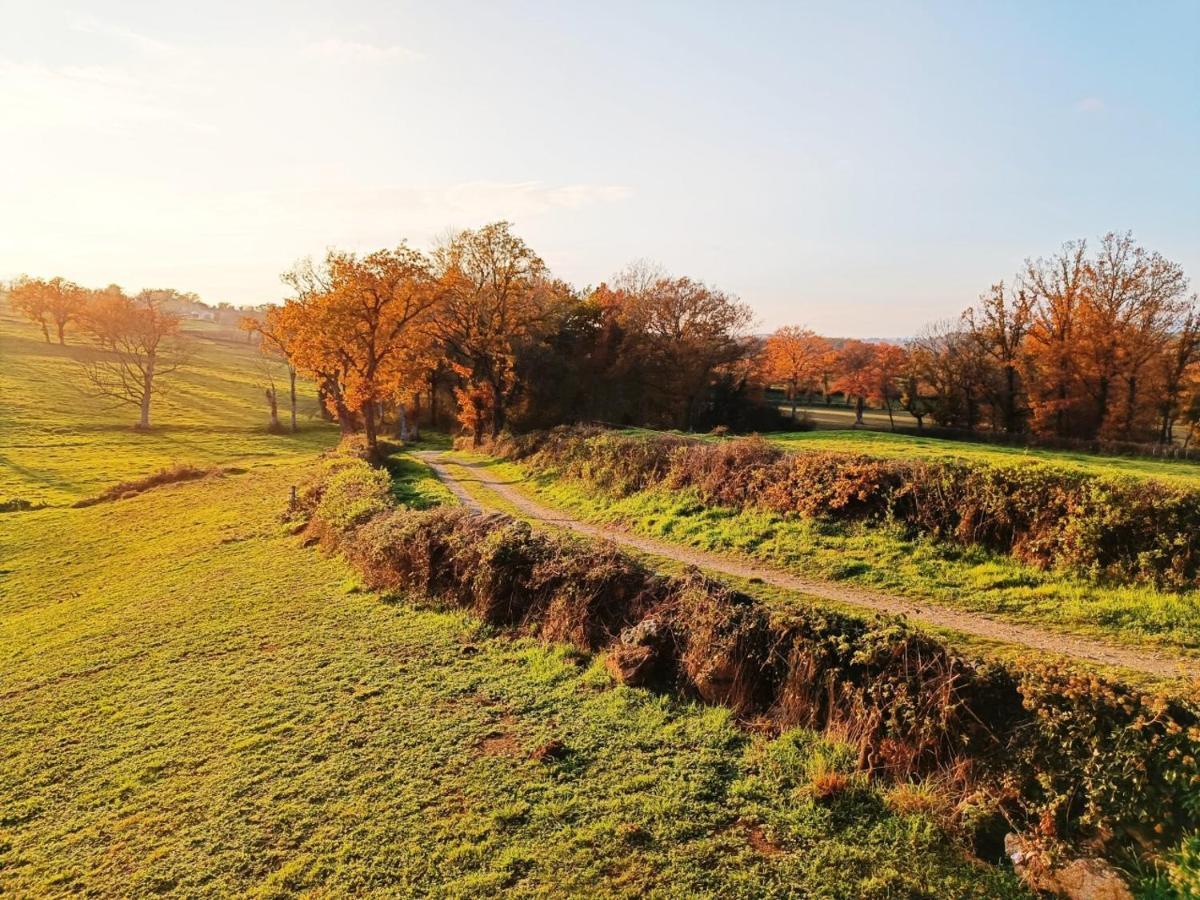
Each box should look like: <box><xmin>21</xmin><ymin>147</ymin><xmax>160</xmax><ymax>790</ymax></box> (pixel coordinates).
<box><xmin>415</xmin><ymin>452</ymin><xmax>1200</xmax><ymax>679</ymax></box>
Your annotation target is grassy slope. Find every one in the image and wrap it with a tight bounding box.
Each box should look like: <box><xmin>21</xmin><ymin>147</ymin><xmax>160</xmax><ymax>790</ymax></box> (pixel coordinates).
<box><xmin>0</xmin><ymin>466</ymin><xmax>1022</xmax><ymax>897</ymax></box>
<box><xmin>0</xmin><ymin>312</ymin><xmax>338</xmax><ymax>506</ymax></box>
<box><xmin>474</xmin><ymin>457</ymin><xmax>1200</xmax><ymax>662</ymax></box>
<box><xmin>0</xmin><ymin>310</ymin><xmax>1020</xmax><ymax>895</ymax></box>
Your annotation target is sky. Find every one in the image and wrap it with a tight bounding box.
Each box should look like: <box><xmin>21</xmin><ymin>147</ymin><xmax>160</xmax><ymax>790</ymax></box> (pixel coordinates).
<box><xmin>1</xmin><ymin>1</ymin><xmax>1197</xmax><ymax>336</ymax></box>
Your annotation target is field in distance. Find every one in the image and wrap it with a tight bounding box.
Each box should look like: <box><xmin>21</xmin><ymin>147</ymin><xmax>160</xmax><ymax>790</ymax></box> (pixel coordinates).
<box><xmin>0</xmin><ymin>312</ymin><xmax>338</xmax><ymax>506</ymax></box>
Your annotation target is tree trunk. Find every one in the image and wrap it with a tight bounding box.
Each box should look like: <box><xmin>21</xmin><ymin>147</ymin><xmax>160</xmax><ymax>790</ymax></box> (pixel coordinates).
<box><xmin>1003</xmin><ymin>364</ymin><xmax>1018</xmax><ymax>434</ymax></box>
<box><xmin>363</xmin><ymin>402</ymin><xmax>378</xmax><ymax>453</ymax></box>
<box><xmin>288</xmin><ymin>367</ymin><xmax>298</xmax><ymax>433</ymax></box>
<box><xmin>854</xmin><ymin>395</ymin><xmax>865</xmax><ymax>426</ymax></box>
<box><xmin>490</xmin><ymin>381</ymin><xmax>506</xmax><ymax>438</ymax></box>
<box><xmin>428</xmin><ymin>372</ymin><xmax>439</xmax><ymax>428</ymax></box>
<box><xmin>885</xmin><ymin>402</ymin><xmax>895</xmax><ymax>432</ymax></box>
<box><xmin>395</xmin><ymin>402</ymin><xmax>409</xmax><ymax>441</ymax></box>
<box><xmin>40</xmin><ymin>320</ymin><xmax>50</xmax><ymax>344</ymax></box>
<box><xmin>1122</xmin><ymin>376</ymin><xmax>1139</xmax><ymax>441</ymax></box>
<box><xmin>266</xmin><ymin>387</ymin><xmax>280</xmax><ymax>430</ymax></box>
<box><xmin>138</xmin><ymin>353</ymin><xmax>155</xmax><ymax>430</ymax></box>
<box><xmin>56</xmin><ymin>320</ymin><xmax>66</xmax><ymax>345</ymax></box>
<box><xmin>790</xmin><ymin>383</ymin><xmax>798</xmax><ymax>422</ymax></box>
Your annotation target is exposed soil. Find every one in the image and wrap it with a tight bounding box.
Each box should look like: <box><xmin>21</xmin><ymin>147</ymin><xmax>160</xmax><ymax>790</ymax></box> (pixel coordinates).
<box><xmin>416</xmin><ymin>452</ymin><xmax>1200</xmax><ymax>680</ymax></box>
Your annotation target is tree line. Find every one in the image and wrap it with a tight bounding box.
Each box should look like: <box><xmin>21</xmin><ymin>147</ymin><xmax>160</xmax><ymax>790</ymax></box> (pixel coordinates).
<box><xmin>8</xmin><ymin>227</ymin><xmax>1198</xmax><ymax>449</ymax></box>
<box><xmin>241</xmin><ymin>222</ymin><xmax>772</xmax><ymax>454</ymax></box>
<box><xmin>764</xmin><ymin>232</ymin><xmax>1200</xmax><ymax>446</ymax></box>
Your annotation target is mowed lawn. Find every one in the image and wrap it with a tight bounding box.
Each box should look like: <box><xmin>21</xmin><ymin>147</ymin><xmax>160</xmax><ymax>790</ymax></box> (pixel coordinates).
<box><xmin>0</xmin><ymin>465</ymin><xmax>1021</xmax><ymax>897</ymax></box>
<box><xmin>0</xmin><ymin>311</ymin><xmax>338</xmax><ymax>506</ymax></box>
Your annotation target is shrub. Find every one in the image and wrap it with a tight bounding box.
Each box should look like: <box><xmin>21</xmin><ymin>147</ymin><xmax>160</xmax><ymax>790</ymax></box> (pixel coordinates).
<box><xmin>310</xmin><ymin>462</ymin><xmax>393</xmax><ymax>540</ymax></box>
<box><xmin>297</xmin><ymin>443</ymin><xmax>1200</xmax><ymax>869</ymax></box>
<box><xmin>511</xmin><ymin>426</ymin><xmax>1200</xmax><ymax>589</ymax></box>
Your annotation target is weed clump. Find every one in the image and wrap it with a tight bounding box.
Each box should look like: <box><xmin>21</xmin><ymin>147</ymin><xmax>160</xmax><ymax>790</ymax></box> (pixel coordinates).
<box><xmin>73</xmin><ymin>463</ymin><xmax>225</xmax><ymax>507</ymax></box>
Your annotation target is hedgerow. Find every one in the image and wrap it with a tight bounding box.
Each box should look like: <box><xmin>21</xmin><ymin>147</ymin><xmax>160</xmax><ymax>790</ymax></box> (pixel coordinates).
<box><xmin>298</xmin><ymin>438</ymin><xmax>1200</xmax><ymax>877</ymax></box>
<box><xmin>501</xmin><ymin>426</ymin><xmax>1200</xmax><ymax>589</ymax></box>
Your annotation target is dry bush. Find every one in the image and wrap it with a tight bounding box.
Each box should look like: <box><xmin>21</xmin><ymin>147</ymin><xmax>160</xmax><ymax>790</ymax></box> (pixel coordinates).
<box><xmin>74</xmin><ymin>463</ymin><xmax>224</xmax><ymax>507</ymax></box>
<box><xmin>298</xmin><ymin>442</ymin><xmax>1200</xmax><ymax>860</ymax></box>
<box><xmin>508</xmin><ymin>426</ymin><xmax>1200</xmax><ymax>589</ymax></box>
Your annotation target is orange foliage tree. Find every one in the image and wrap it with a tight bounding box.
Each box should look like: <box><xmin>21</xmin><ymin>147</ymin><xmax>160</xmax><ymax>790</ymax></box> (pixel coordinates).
<box><xmin>432</xmin><ymin>222</ymin><xmax>557</xmax><ymax>444</ymax></box>
<box><xmin>280</xmin><ymin>246</ymin><xmax>440</xmax><ymax>454</ymax></box>
<box><xmin>764</xmin><ymin>326</ymin><xmax>827</xmax><ymax>421</ymax></box>
<box><xmin>10</xmin><ymin>275</ymin><xmax>87</xmax><ymax>344</ymax></box>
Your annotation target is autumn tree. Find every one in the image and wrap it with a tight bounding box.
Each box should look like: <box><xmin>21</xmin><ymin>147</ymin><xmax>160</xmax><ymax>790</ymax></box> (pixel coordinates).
<box><xmin>963</xmin><ymin>281</ymin><xmax>1032</xmax><ymax>434</ymax></box>
<box><xmin>610</xmin><ymin>263</ymin><xmax>754</xmax><ymax>430</ymax></box>
<box><xmin>78</xmin><ymin>289</ymin><xmax>190</xmax><ymax>429</ymax></box>
<box><xmin>10</xmin><ymin>276</ymin><xmax>87</xmax><ymax>344</ymax></box>
<box><xmin>432</xmin><ymin>222</ymin><xmax>558</xmax><ymax>444</ymax></box>
<box><xmin>1156</xmin><ymin>302</ymin><xmax>1200</xmax><ymax>443</ymax></box>
<box><xmin>1022</xmin><ymin>241</ymin><xmax>1089</xmax><ymax>438</ymax></box>
<box><xmin>240</xmin><ymin>310</ymin><xmax>301</xmax><ymax>433</ymax></box>
<box><xmin>765</xmin><ymin>326</ymin><xmax>825</xmax><ymax>421</ymax></box>
<box><xmin>281</xmin><ymin>246</ymin><xmax>440</xmax><ymax>454</ymax></box>
<box><xmin>871</xmin><ymin>343</ymin><xmax>907</xmax><ymax>431</ymax></box>
<box><xmin>831</xmin><ymin>340</ymin><xmax>879</xmax><ymax>426</ymax></box>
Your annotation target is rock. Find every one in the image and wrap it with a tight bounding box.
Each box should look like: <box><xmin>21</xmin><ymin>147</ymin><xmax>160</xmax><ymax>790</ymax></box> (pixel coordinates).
<box><xmin>621</xmin><ymin>617</ymin><xmax>664</xmax><ymax>647</ymax></box>
<box><xmin>1005</xmin><ymin>834</ymin><xmax>1133</xmax><ymax>900</ymax></box>
<box><xmin>605</xmin><ymin>644</ymin><xmax>657</xmax><ymax>686</ymax></box>
<box><xmin>606</xmin><ymin>617</ymin><xmax>670</xmax><ymax>687</ymax></box>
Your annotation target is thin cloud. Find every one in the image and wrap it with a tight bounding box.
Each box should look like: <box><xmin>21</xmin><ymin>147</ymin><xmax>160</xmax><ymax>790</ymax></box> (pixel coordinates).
<box><xmin>69</xmin><ymin>15</ymin><xmax>177</xmax><ymax>56</ymax></box>
<box><xmin>304</xmin><ymin>38</ymin><xmax>422</xmax><ymax>63</ymax></box>
<box><xmin>1075</xmin><ymin>96</ymin><xmax>1105</xmax><ymax>113</ymax></box>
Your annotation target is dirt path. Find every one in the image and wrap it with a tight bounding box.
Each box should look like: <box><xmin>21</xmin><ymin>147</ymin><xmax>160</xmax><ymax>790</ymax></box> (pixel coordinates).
<box><xmin>416</xmin><ymin>452</ymin><xmax>1200</xmax><ymax>679</ymax></box>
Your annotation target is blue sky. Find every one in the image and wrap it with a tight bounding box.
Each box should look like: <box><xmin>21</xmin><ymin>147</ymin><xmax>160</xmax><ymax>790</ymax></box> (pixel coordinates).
<box><xmin>1</xmin><ymin>1</ymin><xmax>1196</xmax><ymax>335</ymax></box>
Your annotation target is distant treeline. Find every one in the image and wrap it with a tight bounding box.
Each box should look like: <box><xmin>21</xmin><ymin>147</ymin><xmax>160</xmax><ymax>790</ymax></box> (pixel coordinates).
<box><xmin>9</xmin><ymin>227</ymin><xmax>1197</xmax><ymax>448</ymax></box>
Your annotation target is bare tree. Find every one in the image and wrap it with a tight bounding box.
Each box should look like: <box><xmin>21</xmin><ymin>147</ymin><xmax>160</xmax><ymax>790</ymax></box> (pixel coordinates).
<box><xmin>78</xmin><ymin>289</ymin><xmax>190</xmax><ymax>430</ymax></box>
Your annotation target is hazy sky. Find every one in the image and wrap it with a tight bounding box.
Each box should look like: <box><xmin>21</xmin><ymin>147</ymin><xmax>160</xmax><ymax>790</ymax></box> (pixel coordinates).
<box><xmin>2</xmin><ymin>1</ymin><xmax>1197</xmax><ymax>335</ymax></box>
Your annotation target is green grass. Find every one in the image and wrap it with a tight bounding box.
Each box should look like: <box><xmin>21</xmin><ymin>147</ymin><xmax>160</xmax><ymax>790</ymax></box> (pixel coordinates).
<box><xmin>473</xmin><ymin>457</ymin><xmax>1200</xmax><ymax>661</ymax></box>
<box><xmin>0</xmin><ymin>311</ymin><xmax>339</xmax><ymax>506</ymax></box>
<box><xmin>0</xmin><ymin>308</ymin><xmax>1023</xmax><ymax>895</ymax></box>
<box><xmin>0</xmin><ymin>463</ymin><xmax>1023</xmax><ymax>897</ymax></box>
<box><xmin>764</xmin><ymin>429</ymin><xmax>1200</xmax><ymax>486</ymax></box>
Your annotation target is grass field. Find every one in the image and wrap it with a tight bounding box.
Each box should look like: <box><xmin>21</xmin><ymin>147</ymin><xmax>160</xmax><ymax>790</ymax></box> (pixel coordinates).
<box><xmin>476</xmin><ymin>456</ymin><xmax>1200</xmax><ymax>664</ymax></box>
<box><xmin>0</xmin><ymin>312</ymin><xmax>338</xmax><ymax>506</ymax></box>
<box><xmin>0</xmin><ymin>312</ymin><xmax>1024</xmax><ymax>895</ymax></box>
<box><xmin>764</xmin><ymin>429</ymin><xmax>1200</xmax><ymax>486</ymax></box>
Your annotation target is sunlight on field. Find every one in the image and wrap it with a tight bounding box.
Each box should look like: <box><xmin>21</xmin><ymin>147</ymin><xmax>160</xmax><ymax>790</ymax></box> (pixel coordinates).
<box><xmin>0</xmin><ymin>313</ymin><xmax>338</xmax><ymax>505</ymax></box>
<box><xmin>0</xmin><ymin>462</ymin><xmax>1020</xmax><ymax>896</ymax></box>
<box><xmin>767</xmin><ymin>429</ymin><xmax>1200</xmax><ymax>485</ymax></box>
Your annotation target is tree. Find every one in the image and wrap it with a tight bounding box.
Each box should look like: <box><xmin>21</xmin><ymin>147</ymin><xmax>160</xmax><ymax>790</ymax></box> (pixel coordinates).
<box><xmin>432</xmin><ymin>222</ymin><xmax>557</xmax><ymax>444</ymax></box>
<box><xmin>963</xmin><ymin>281</ymin><xmax>1032</xmax><ymax>434</ymax></box>
<box><xmin>78</xmin><ymin>289</ymin><xmax>189</xmax><ymax>429</ymax></box>
<box><xmin>871</xmin><ymin>343</ymin><xmax>907</xmax><ymax>431</ymax></box>
<box><xmin>240</xmin><ymin>311</ymin><xmax>301</xmax><ymax>433</ymax></box>
<box><xmin>910</xmin><ymin>321</ymin><xmax>989</xmax><ymax>431</ymax></box>
<box><xmin>10</xmin><ymin>276</ymin><xmax>86</xmax><ymax>344</ymax></box>
<box><xmin>611</xmin><ymin>265</ymin><xmax>754</xmax><ymax>430</ymax></box>
<box><xmin>281</xmin><ymin>246</ymin><xmax>441</xmax><ymax>454</ymax></box>
<box><xmin>1023</xmin><ymin>241</ymin><xmax>1089</xmax><ymax>438</ymax></box>
<box><xmin>1157</xmin><ymin>302</ymin><xmax>1200</xmax><ymax>443</ymax></box>
<box><xmin>832</xmin><ymin>340</ymin><xmax>879</xmax><ymax>426</ymax></box>
<box><xmin>765</xmin><ymin>326</ymin><xmax>825</xmax><ymax>421</ymax></box>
